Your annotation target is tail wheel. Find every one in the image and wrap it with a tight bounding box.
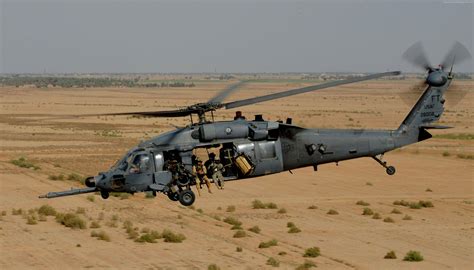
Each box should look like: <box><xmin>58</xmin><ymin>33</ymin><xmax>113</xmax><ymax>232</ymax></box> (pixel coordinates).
<box><xmin>178</xmin><ymin>190</ymin><xmax>195</xmax><ymax>206</ymax></box>
<box><xmin>167</xmin><ymin>192</ymin><xmax>179</xmax><ymax>201</ymax></box>
<box><xmin>386</xmin><ymin>166</ymin><xmax>396</xmax><ymax>176</ymax></box>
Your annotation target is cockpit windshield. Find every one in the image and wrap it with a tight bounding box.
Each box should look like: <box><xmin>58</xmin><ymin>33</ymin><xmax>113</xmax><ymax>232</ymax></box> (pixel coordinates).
<box><xmin>129</xmin><ymin>153</ymin><xmax>151</xmax><ymax>174</ymax></box>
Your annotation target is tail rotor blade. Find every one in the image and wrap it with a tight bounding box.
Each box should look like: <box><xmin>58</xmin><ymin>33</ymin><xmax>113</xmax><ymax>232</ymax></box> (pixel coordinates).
<box><xmin>403</xmin><ymin>41</ymin><xmax>432</xmax><ymax>70</ymax></box>
<box><xmin>441</xmin><ymin>41</ymin><xmax>472</xmax><ymax>69</ymax></box>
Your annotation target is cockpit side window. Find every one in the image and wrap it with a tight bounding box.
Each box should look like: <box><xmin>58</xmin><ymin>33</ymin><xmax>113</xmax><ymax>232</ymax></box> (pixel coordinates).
<box><xmin>129</xmin><ymin>153</ymin><xmax>151</xmax><ymax>174</ymax></box>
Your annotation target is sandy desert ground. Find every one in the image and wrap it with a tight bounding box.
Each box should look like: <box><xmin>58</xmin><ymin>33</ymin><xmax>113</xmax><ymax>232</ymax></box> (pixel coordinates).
<box><xmin>0</xmin><ymin>78</ymin><xmax>473</xmax><ymax>269</ymax></box>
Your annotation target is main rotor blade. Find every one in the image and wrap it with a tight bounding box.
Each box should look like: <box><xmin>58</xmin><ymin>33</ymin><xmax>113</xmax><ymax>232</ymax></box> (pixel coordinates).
<box><xmin>98</xmin><ymin>109</ymin><xmax>194</xmax><ymax>118</ymax></box>
<box><xmin>223</xmin><ymin>71</ymin><xmax>401</xmax><ymax>109</ymax></box>
<box><xmin>402</xmin><ymin>41</ymin><xmax>432</xmax><ymax>70</ymax></box>
<box><xmin>208</xmin><ymin>81</ymin><xmax>246</xmax><ymax>104</ymax></box>
<box><xmin>441</xmin><ymin>41</ymin><xmax>472</xmax><ymax>69</ymax></box>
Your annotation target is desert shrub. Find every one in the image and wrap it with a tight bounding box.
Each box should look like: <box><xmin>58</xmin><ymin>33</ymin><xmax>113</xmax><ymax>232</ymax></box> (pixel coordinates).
<box><xmin>26</xmin><ymin>215</ymin><xmax>37</xmax><ymax>225</ymax></box>
<box><xmin>362</xmin><ymin>208</ymin><xmax>374</xmax><ymax>215</ymax></box>
<box><xmin>266</xmin><ymin>257</ymin><xmax>280</xmax><ymax>267</ymax></box>
<box><xmin>86</xmin><ymin>195</ymin><xmax>95</xmax><ymax>202</ymax></box>
<box><xmin>111</xmin><ymin>214</ymin><xmax>119</xmax><ymax>221</ymax></box>
<box><xmin>425</xmin><ymin>188</ymin><xmax>433</xmax><ymax>192</ymax></box>
<box><xmin>67</xmin><ymin>173</ymin><xmax>83</xmax><ymax>182</ymax></box>
<box><xmin>226</xmin><ymin>205</ymin><xmax>236</xmax><ymax>212</ymax></box>
<box><xmin>288</xmin><ymin>226</ymin><xmax>302</xmax><ymax>233</ymax></box>
<box><xmin>197</xmin><ymin>208</ymin><xmax>204</xmax><ymax>214</ymax></box>
<box><xmin>231</xmin><ymin>224</ymin><xmax>242</xmax><ymax>230</ymax></box>
<box><xmin>384</xmin><ymin>251</ymin><xmax>397</xmax><ymax>259</ymax></box>
<box><xmin>38</xmin><ymin>205</ymin><xmax>56</xmax><ymax>216</ymax></box>
<box><xmin>126</xmin><ymin>227</ymin><xmax>139</xmax><ymax>239</ymax></box>
<box><xmin>76</xmin><ymin>207</ymin><xmax>86</xmax><ymax>214</ymax></box>
<box><xmin>391</xmin><ymin>208</ymin><xmax>402</xmax><ymax>214</ymax></box>
<box><xmin>11</xmin><ymin>157</ymin><xmax>40</xmax><ymax>170</ymax></box>
<box><xmin>278</xmin><ymin>251</ymin><xmax>287</xmax><ymax>256</ymax></box>
<box><xmin>90</xmin><ymin>221</ymin><xmax>101</xmax><ymax>228</ymax></box>
<box><xmin>12</xmin><ymin>208</ymin><xmax>23</xmax><ymax>215</ymax></box>
<box><xmin>366</xmin><ymin>182</ymin><xmax>373</xmax><ymax>186</ymax></box>
<box><xmin>1</xmin><ymin>211</ymin><xmax>6</xmax><ymax>216</ymax></box>
<box><xmin>307</xmin><ymin>205</ymin><xmax>318</xmax><ymax>209</ymax></box>
<box><xmin>404</xmin><ymin>250</ymin><xmax>424</xmax><ymax>262</ymax></box>
<box><xmin>212</xmin><ymin>215</ymin><xmax>221</xmax><ymax>221</ymax></box>
<box><xmin>217</xmin><ymin>206</ymin><xmax>222</xmax><ymax>210</ymax></box>
<box><xmin>327</xmin><ymin>209</ymin><xmax>339</xmax><ymax>215</ymax></box>
<box><xmin>393</xmin><ymin>200</ymin><xmax>409</xmax><ymax>206</ymax></box>
<box><xmin>409</xmin><ymin>202</ymin><xmax>422</xmax><ymax>209</ymax></box>
<box><xmin>38</xmin><ymin>214</ymin><xmax>47</xmax><ymax>222</ymax></box>
<box><xmin>303</xmin><ymin>247</ymin><xmax>320</xmax><ymax>258</ymax></box>
<box><xmin>287</xmin><ymin>222</ymin><xmax>295</xmax><ymax>228</ymax></box>
<box><xmin>383</xmin><ymin>217</ymin><xmax>395</xmax><ymax>223</ymax></box>
<box><xmin>135</xmin><ymin>231</ymin><xmax>161</xmax><ymax>243</ymax></box>
<box><xmin>372</xmin><ymin>213</ymin><xmax>381</xmax><ymax>219</ymax></box>
<box><xmin>55</xmin><ymin>212</ymin><xmax>87</xmax><ymax>229</ymax></box>
<box><xmin>402</xmin><ymin>215</ymin><xmax>413</xmax><ymax>220</ymax></box>
<box><xmin>223</xmin><ymin>216</ymin><xmax>242</xmax><ymax>227</ymax></box>
<box><xmin>266</xmin><ymin>202</ymin><xmax>278</xmax><ymax>209</ymax></box>
<box><xmin>252</xmin><ymin>199</ymin><xmax>266</xmax><ymax>209</ymax></box>
<box><xmin>442</xmin><ymin>151</ymin><xmax>450</xmax><ymax>157</ymax></box>
<box><xmin>48</xmin><ymin>174</ymin><xmax>65</xmax><ymax>181</ymax></box>
<box><xmin>251</xmin><ymin>199</ymin><xmax>278</xmax><ymax>209</ymax></box>
<box><xmin>162</xmin><ymin>229</ymin><xmax>186</xmax><ymax>243</ymax></box>
<box><xmin>419</xmin><ymin>200</ymin><xmax>434</xmax><ymax>208</ymax></box>
<box><xmin>356</xmin><ymin>200</ymin><xmax>370</xmax><ymax>206</ymax></box>
<box><xmin>90</xmin><ymin>230</ymin><xmax>110</xmax><ymax>242</ymax></box>
<box><xmin>248</xmin><ymin>225</ymin><xmax>261</xmax><ymax>234</ymax></box>
<box><xmin>207</xmin><ymin>264</ymin><xmax>220</xmax><ymax>270</ymax></box>
<box><xmin>233</xmin><ymin>230</ymin><xmax>247</xmax><ymax>238</ymax></box>
<box><xmin>295</xmin><ymin>260</ymin><xmax>317</xmax><ymax>270</ymax></box>
<box><xmin>277</xmin><ymin>208</ymin><xmax>287</xmax><ymax>214</ymax></box>
<box><xmin>258</xmin><ymin>239</ymin><xmax>278</xmax><ymax>248</ymax></box>
<box><xmin>236</xmin><ymin>246</ymin><xmax>243</xmax><ymax>252</ymax></box>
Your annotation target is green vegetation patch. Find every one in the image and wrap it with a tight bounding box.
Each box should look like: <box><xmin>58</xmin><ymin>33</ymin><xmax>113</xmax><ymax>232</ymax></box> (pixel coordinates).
<box><xmin>404</xmin><ymin>250</ymin><xmax>424</xmax><ymax>262</ymax></box>
<box><xmin>38</xmin><ymin>205</ymin><xmax>57</xmax><ymax>216</ymax></box>
<box><xmin>258</xmin><ymin>239</ymin><xmax>278</xmax><ymax>248</ymax></box>
<box><xmin>266</xmin><ymin>257</ymin><xmax>280</xmax><ymax>267</ymax></box>
<box><xmin>303</xmin><ymin>247</ymin><xmax>321</xmax><ymax>258</ymax></box>
<box><xmin>252</xmin><ymin>199</ymin><xmax>278</xmax><ymax>209</ymax></box>
<box><xmin>384</xmin><ymin>251</ymin><xmax>397</xmax><ymax>259</ymax></box>
<box><xmin>55</xmin><ymin>212</ymin><xmax>87</xmax><ymax>229</ymax></box>
<box><xmin>11</xmin><ymin>157</ymin><xmax>40</xmax><ymax>170</ymax></box>
<box><xmin>162</xmin><ymin>229</ymin><xmax>186</xmax><ymax>243</ymax></box>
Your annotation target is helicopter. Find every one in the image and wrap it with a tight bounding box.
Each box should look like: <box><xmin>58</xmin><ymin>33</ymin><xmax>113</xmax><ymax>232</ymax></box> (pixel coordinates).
<box><xmin>40</xmin><ymin>42</ymin><xmax>471</xmax><ymax>206</ymax></box>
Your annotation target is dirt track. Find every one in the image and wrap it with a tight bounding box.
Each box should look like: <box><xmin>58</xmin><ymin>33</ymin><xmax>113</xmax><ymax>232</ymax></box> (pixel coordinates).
<box><xmin>0</xmin><ymin>79</ymin><xmax>473</xmax><ymax>269</ymax></box>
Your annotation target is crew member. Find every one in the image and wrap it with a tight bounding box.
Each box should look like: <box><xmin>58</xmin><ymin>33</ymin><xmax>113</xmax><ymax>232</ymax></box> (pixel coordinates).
<box><xmin>207</xmin><ymin>157</ymin><xmax>225</xmax><ymax>189</ymax></box>
<box><xmin>192</xmin><ymin>157</ymin><xmax>212</xmax><ymax>195</ymax></box>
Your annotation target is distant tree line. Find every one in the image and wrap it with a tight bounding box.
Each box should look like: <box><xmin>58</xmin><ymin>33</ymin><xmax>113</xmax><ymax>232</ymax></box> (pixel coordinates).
<box><xmin>0</xmin><ymin>76</ymin><xmax>196</xmax><ymax>88</ymax></box>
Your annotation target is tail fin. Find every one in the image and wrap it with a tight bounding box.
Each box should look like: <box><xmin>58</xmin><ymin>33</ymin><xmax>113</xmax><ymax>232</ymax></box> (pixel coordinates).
<box><xmin>395</xmin><ymin>77</ymin><xmax>452</xmax><ymax>145</ymax></box>
<box><xmin>398</xmin><ymin>78</ymin><xmax>451</xmax><ymax>132</ymax></box>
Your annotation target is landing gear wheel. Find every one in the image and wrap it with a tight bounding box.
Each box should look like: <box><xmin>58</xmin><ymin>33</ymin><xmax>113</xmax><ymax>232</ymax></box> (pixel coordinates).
<box><xmin>178</xmin><ymin>189</ymin><xmax>195</xmax><ymax>206</ymax></box>
<box><xmin>167</xmin><ymin>192</ymin><xmax>179</xmax><ymax>201</ymax></box>
<box><xmin>386</xmin><ymin>166</ymin><xmax>396</xmax><ymax>176</ymax></box>
<box><xmin>100</xmin><ymin>191</ymin><xmax>109</xmax><ymax>199</ymax></box>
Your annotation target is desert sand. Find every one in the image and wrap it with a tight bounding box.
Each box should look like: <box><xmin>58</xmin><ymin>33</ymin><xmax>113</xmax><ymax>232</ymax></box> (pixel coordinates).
<box><xmin>0</xmin><ymin>78</ymin><xmax>473</xmax><ymax>269</ymax></box>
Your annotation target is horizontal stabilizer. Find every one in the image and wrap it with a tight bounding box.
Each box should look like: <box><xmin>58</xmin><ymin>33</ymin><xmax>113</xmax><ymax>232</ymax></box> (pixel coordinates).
<box><xmin>420</xmin><ymin>125</ymin><xmax>453</xmax><ymax>129</ymax></box>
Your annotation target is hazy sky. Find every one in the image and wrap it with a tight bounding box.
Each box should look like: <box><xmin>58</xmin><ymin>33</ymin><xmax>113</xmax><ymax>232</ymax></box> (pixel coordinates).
<box><xmin>1</xmin><ymin>0</ymin><xmax>472</xmax><ymax>73</ymax></box>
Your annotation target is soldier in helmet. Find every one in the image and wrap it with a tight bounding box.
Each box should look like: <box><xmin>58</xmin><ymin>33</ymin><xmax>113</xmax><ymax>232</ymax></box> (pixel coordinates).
<box><xmin>205</xmin><ymin>153</ymin><xmax>225</xmax><ymax>189</ymax></box>
<box><xmin>192</xmin><ymin>157</ymin><xmax>212</xmax><ymax>195</ymax></box>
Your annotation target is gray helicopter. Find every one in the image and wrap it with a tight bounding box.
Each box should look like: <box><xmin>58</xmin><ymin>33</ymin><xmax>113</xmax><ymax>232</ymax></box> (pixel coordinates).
<box><xmin>40</xmin><ymin>42</ymin><xmax>471</xmax><ymax>206</ymax></box>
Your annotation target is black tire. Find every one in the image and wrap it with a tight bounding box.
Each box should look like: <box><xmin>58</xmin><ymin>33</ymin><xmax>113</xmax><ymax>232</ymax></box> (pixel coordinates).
<box><xmin>100</xmin><ymin>190</ymin><xmax>109</xmax><ymax>199</ymax></box>
<box><xmin>386</xmin><ymin>166</ymin><xmax>396</xmax><ymax>176</ymax></box>
<box><xmin>167</xmin><ymin>192</ymin><xmax>179</xmax><ymax>201</ymax></box>
<box><xmin>178</xmin><ymin>190</ymin><xmax>195</xmax><ymax>206</ymax></box>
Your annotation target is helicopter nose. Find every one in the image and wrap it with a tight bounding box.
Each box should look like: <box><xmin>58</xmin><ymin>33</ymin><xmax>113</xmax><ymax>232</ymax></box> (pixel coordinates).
<box><xmin>94</xmin><ymin>173</ymin><xmax>108</xmax><ymax>189</ymax></box>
